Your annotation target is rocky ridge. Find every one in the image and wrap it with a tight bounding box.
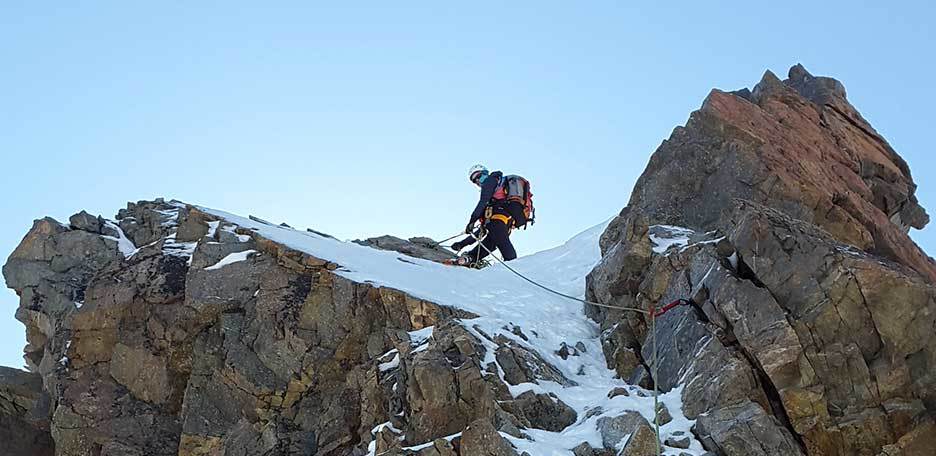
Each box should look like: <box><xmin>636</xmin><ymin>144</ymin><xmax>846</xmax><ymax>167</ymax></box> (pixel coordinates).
<box><xmin>587</xmin><ymin>65</ymin><xmax>936</xmax><ymax>455</ymax></box>
<box><xmin>3</xmin><ymin>64</ymin><xmax>934</xmax><ymax>456</ymax></box>
<box><xmin>3</xmin><ymin>200</ymin><xmax>704</xmax><ymax>455</ymax></box>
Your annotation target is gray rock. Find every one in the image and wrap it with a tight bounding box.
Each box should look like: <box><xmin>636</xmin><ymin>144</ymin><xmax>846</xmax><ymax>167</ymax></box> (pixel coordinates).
<box><xmin>620</xmin><ymin>423</ymin><xmax>659</xmax><ymax>456</ymax></box>
<box><xmin>494</xmin><ymin>339</ymin><xmax>576</xmax><ymax>387</ymax></box>
<box><xmin>627</xmin><ymin>365</ymin><xmax>653</xmax><ymax>390</ymax></box>
<box><xmin>572</xmin><ymin>442</ymin><xmax>595</xmax><ymax>456</ymax></box>
<box><xmin>596</xmin><ymin>411</ymin><xmax>651</xmax><ymax>450</ymax></box>
<box><xmin>354</xmin><ymin>235</ymin><xmax>455</xmax><ymax>262</ymax></box>
<box><xmin>607</xmin><ymin>387</ymin><xmax>629</xmax><ymax>399</ymax></box>
<box><xmin>656</xmin><ymin>403</ymin><xmax>673</xmax><ymax>425</ymax></box>
<box><xmin>665</xmin><ymin>434</ymin><xmax>691</xmax><ymax>449</ymax></box>
<box><xmin>584</xmin><ymin>406</ymin><xmax>604</xmax><ymax>420</ymax></box>
<box><xmin>501</xmin><ymin>391</ymin><xmax>577</xmax><ymax>432</ymax></box>
<box><xmin>69</xmin><ymin>210</ymin><xmax>103</xmax><ymax>233</ymax></box>
<box><xmin>459</xmin><ymin>419</ymin><xmax>518</xmax><ymax>456</ymax></box>
<box><xmin>0</xmin><ymin>367</ymin><xmax>53</xmax><ymax>456</ymax></box>
<box><xmin>571</xmin><ymin>442</ymin><xmax>614</xmax><ymax>456</ymax></box>
<box><xmin>693</xmin><ymin>401</ymin><xmax>804</xmax><ymax>456</ymax></box>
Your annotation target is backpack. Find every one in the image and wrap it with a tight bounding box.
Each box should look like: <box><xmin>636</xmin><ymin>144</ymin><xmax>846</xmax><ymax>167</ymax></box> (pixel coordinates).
<box><xmin>494</xmin><ymin>175</ymin><xmax>535</xmax><ymax>228</ymax></box>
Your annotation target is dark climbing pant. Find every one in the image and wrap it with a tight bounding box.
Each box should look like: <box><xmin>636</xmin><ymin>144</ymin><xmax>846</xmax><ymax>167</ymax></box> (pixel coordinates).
<box><xmin>466</xmin><ymin>219</ymin><xmax>516</xmax><ymax>262</ymax></box>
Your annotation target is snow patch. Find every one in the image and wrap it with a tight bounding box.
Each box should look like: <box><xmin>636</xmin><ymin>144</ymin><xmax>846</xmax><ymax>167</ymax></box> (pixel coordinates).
<box><xmin>649</xmin><ymin>225</ymin><xmax>695</xmax><ymax>254</ymax></box>
<box><xmin>197</xmin><ymin>207</ymin><xmax>704</xmax><ymax>454</ymax></box>
<box><xmin>206</xmin><ymin>220</ymin><xmax>220</xmax><ymax>238</ymax></box>
<box><xmin>101</xmin><ymin>221</ymin><xmax>139</xmax><ymax>258</ymax></box>
<box><xmin>727</xmin><ymin>251</ymin><xmax>739</xmax><ymax>270</ymax></box>
<box><xmin>155</xmin><ymin>209</ymin><xmax>180</xmax><ymax>226</ymax></box>
<box><xmin>378</xmin><ymin>352</ymin><xmax>400</xmax><ymax>372</ymax></box>
<box><xmin>204</xmin><ymin>250</ymin><xmax>257</xmax><ymax>271</ymax></box>
<box><xmin>163</xmin><ymin>233</ymin><xmax>198</xmax><ymax>265</ymax></box>
<box><xmin>221</xmin><ymin>224</ymin><xmax>252</xmax><ymax>242</ymax></box>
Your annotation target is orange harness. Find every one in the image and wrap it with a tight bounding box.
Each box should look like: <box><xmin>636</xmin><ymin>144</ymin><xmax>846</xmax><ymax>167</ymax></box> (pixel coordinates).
<box><xmin>481</xmin><ymin>207</ymin><xmax>514</xmax><ymax>233</ymax></box>
<box><xmin>489</xmin><ymin>214</ymin><xmax>512</xmax><ymax>225</ymax></box>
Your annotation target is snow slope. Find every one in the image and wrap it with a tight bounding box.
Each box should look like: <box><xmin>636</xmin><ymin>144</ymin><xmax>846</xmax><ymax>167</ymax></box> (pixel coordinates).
<box><xmin>200</xmin><ymin>205</ymin><xmax>704</xmax><ymax>455</ymax></box>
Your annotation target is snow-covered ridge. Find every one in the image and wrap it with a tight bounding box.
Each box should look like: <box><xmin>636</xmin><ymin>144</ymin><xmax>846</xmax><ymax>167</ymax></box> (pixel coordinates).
<box><xmin>200</xmin><ymin>206</ymin><xmax>705</xmax><ymax>455</ymax></box>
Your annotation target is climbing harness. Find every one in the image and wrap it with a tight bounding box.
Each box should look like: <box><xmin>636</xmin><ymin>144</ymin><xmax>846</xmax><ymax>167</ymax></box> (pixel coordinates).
<box><xmin>488</xmin><ymin>213</ymin><xmax>512</xmax><ymax>227</ymax></box>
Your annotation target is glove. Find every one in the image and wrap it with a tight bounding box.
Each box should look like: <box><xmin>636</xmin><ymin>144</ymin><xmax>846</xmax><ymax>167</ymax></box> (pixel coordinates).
<box><xmin>465</xmin><ymin>221</ymin><xmax>476</xmax><ymax>235</ymax></box>
<box><xmin>452</xmin><ymin>239</ymin><xmax>468</xmax><ymax>251</ymax></box>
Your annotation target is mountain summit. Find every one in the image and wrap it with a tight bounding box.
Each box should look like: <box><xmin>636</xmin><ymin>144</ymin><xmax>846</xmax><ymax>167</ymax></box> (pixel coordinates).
<box><xmin>4</xmin><ymin>65</ymin><xmax>935</xmax><ymax>455</ymax></box>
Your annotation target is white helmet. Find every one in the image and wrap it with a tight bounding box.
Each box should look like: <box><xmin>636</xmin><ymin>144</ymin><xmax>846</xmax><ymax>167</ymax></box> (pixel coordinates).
<box><xmin>468</xmin><ymin>164</ymin><xmax>488</xmax><ymax>183</ymax></box>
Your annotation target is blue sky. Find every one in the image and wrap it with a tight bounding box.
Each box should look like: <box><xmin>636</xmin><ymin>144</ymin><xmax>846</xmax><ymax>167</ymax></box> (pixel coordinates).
<box><xmin>1</xmin><ymin>2</ymin><xmax>934</xmax><ymax>368</ymax></box>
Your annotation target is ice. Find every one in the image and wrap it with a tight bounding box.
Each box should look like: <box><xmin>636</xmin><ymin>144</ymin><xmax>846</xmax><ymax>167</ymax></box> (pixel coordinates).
<box><xmin>163</xmin><ymin>234</ymin><xmax>198</xmax><ymax>265</ymax></box>
<box><xmin>204</xmin><ymin>249</ymin><xmax>257</xmax><ymax>271</ymax></box>
<box><xmin>101</xmin><ymin>221</ymin><xmax>139</xmax><ymax>258</ymax></box>
<box><xmin>378</xmin><ymin>352</ymin><xmax>400</xmax><ymax>372</ymax></box>
<box><xmin>402</xmin><ymin>432</ymin><xmax>461</xmax><ymax>451</ymax></box>
<box><xmin>221</xmin><ymin>224</ymin><xmax>251</xmax><ymax>242</ymax></box>
<box><xmin>155</xmin><ymin>208</ymin><xmax>180</xmax><ymax>226</ymax></box>
<box><xmin>206</xmin><ymin>220</ymin><xmax>220</xmax><ymax>238</ymax></box>
<box><xmin>366</xmin><ymin>422</ymin><xmax>404</xmax><ymax>453</ymax></box>
<box><xmin>408</xmin><ymin>326</ymin><xmax>434</xmax><ymax>345</ymax></box>
<box><xmin>198</xmin><ymin>206</ymin><xmax>704</xmax><ymax>455</ymax></box>
<box><xmin>648</xmin><ymin>225</ymin><xmax>694</xmax><ymax>254</ymax></box>
<box><xmin>727</xmin><ymin>251</ymin><xmax>739</xmax><ymax>270</ymax></box>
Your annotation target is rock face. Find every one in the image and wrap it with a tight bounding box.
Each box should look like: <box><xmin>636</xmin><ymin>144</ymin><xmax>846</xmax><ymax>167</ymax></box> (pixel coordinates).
<box><xmin>0</xmin><ymin>367</ymin><xmax>54</xmax><ymax>456</ymax></box>
<box><xmin>587</xmin><ymin>65</ymin><xmax>936</xmax><ymax>455</ymax></box>
<box><xmin>618</xmin><ymin>64</ymin><xmax>933</xmax><ymax>282</ymax></box>
<box><xmin>3</xmin><ymin>200</ymin><xmax>581</xmax><ymax>455</ymax></box>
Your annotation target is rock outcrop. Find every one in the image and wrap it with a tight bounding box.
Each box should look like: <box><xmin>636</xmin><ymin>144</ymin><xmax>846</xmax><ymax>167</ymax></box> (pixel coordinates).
<box><xmin>4</xmin><ymin>200</ymin><xmax>603</xmax><ymax>456</ymax></box>
<box><xmin>617</xmin><ymin>64</ymin><xmax>933</xmax><ymax>282</ymax></box>
<box><xmin>0</xmin><ymin>367</ymin><xmax>54</xmax><ymax>456</ymax></box>
<box><xmin>587</xmin><ymin>65</ymin><xmax>936</xmax><ymax>455</ymax></box>
<box><xmin>353</xmin><ymin>236</ymin><xmax>456</xmax><ymax>263</ymax></box>
<box><xmin>4</xmin><ymin>64</ymin><xmax>933</xmax><ymax>456</ymax></box>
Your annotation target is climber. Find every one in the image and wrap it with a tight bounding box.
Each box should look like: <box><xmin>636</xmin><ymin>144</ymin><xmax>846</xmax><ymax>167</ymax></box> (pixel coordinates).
<box><xmin>445</xmin><ymin>164</ymin><xmax>535</xmax><ymax>268</ymax></box>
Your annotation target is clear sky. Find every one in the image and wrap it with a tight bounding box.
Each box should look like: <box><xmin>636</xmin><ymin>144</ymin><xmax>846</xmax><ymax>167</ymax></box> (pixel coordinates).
<box><xmin>1</xmin><ymin>2</ymin><xmax>934</xmax><ymax>369</ymax></box>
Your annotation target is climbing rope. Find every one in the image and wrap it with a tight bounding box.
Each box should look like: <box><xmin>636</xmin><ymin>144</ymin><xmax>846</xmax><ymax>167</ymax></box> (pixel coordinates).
<box><xmin>458</xmin><ymin>231</ymin><xmax>699</xmax><ymax>454</ymax></box>
<box><xmin>466</xmin><ymin>232</ymin><xmax>650</xmax><ymax>314</ymax></box>
<box><xmin>431</xmin><ymin>229</ymin><xmax>691</xmax><ymax>454</ymax></box>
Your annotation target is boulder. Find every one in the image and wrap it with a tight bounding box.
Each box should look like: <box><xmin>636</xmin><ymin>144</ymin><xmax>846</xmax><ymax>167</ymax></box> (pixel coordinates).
<box><xmin>620</xmin><ymin>423</ymin><xmax>659</xmax><ymax>456</ymax></box>
<box><xmin>69</xmin><ymin>210</ymin><xmax>103</xmax><ymax>233</ymax></box>
<box><xmin>500</xmin><ymin>391</ymin><xmax>577</xmax><ymax>432</ymax></box>
<box><xmin>494</xmin><ymin>339</ymin><xmax>576</xmax><ymax>387</ymax></box>
<box><xmin>459</xmin><ymin>419</ymin><xmax>518</xmax><ymax>456</ymax></box>
<box><xmin>665</xmin><ymin>431</ymin><xmax>691</xmax><ymax>449</ymax></box>
<box><xmin>354</xmin><ymin>235</ymin><xmax>456</xmax><ymax>262</ymax></box>
<box><xmin>596</xmin><ymin>411</ymin><xmax>651</xmax><ymax>450</ymax></box>
<box><xmin>694</xmin><ymin>401</ymin><xmax>804</xmax><ymax>456</ymax></box>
